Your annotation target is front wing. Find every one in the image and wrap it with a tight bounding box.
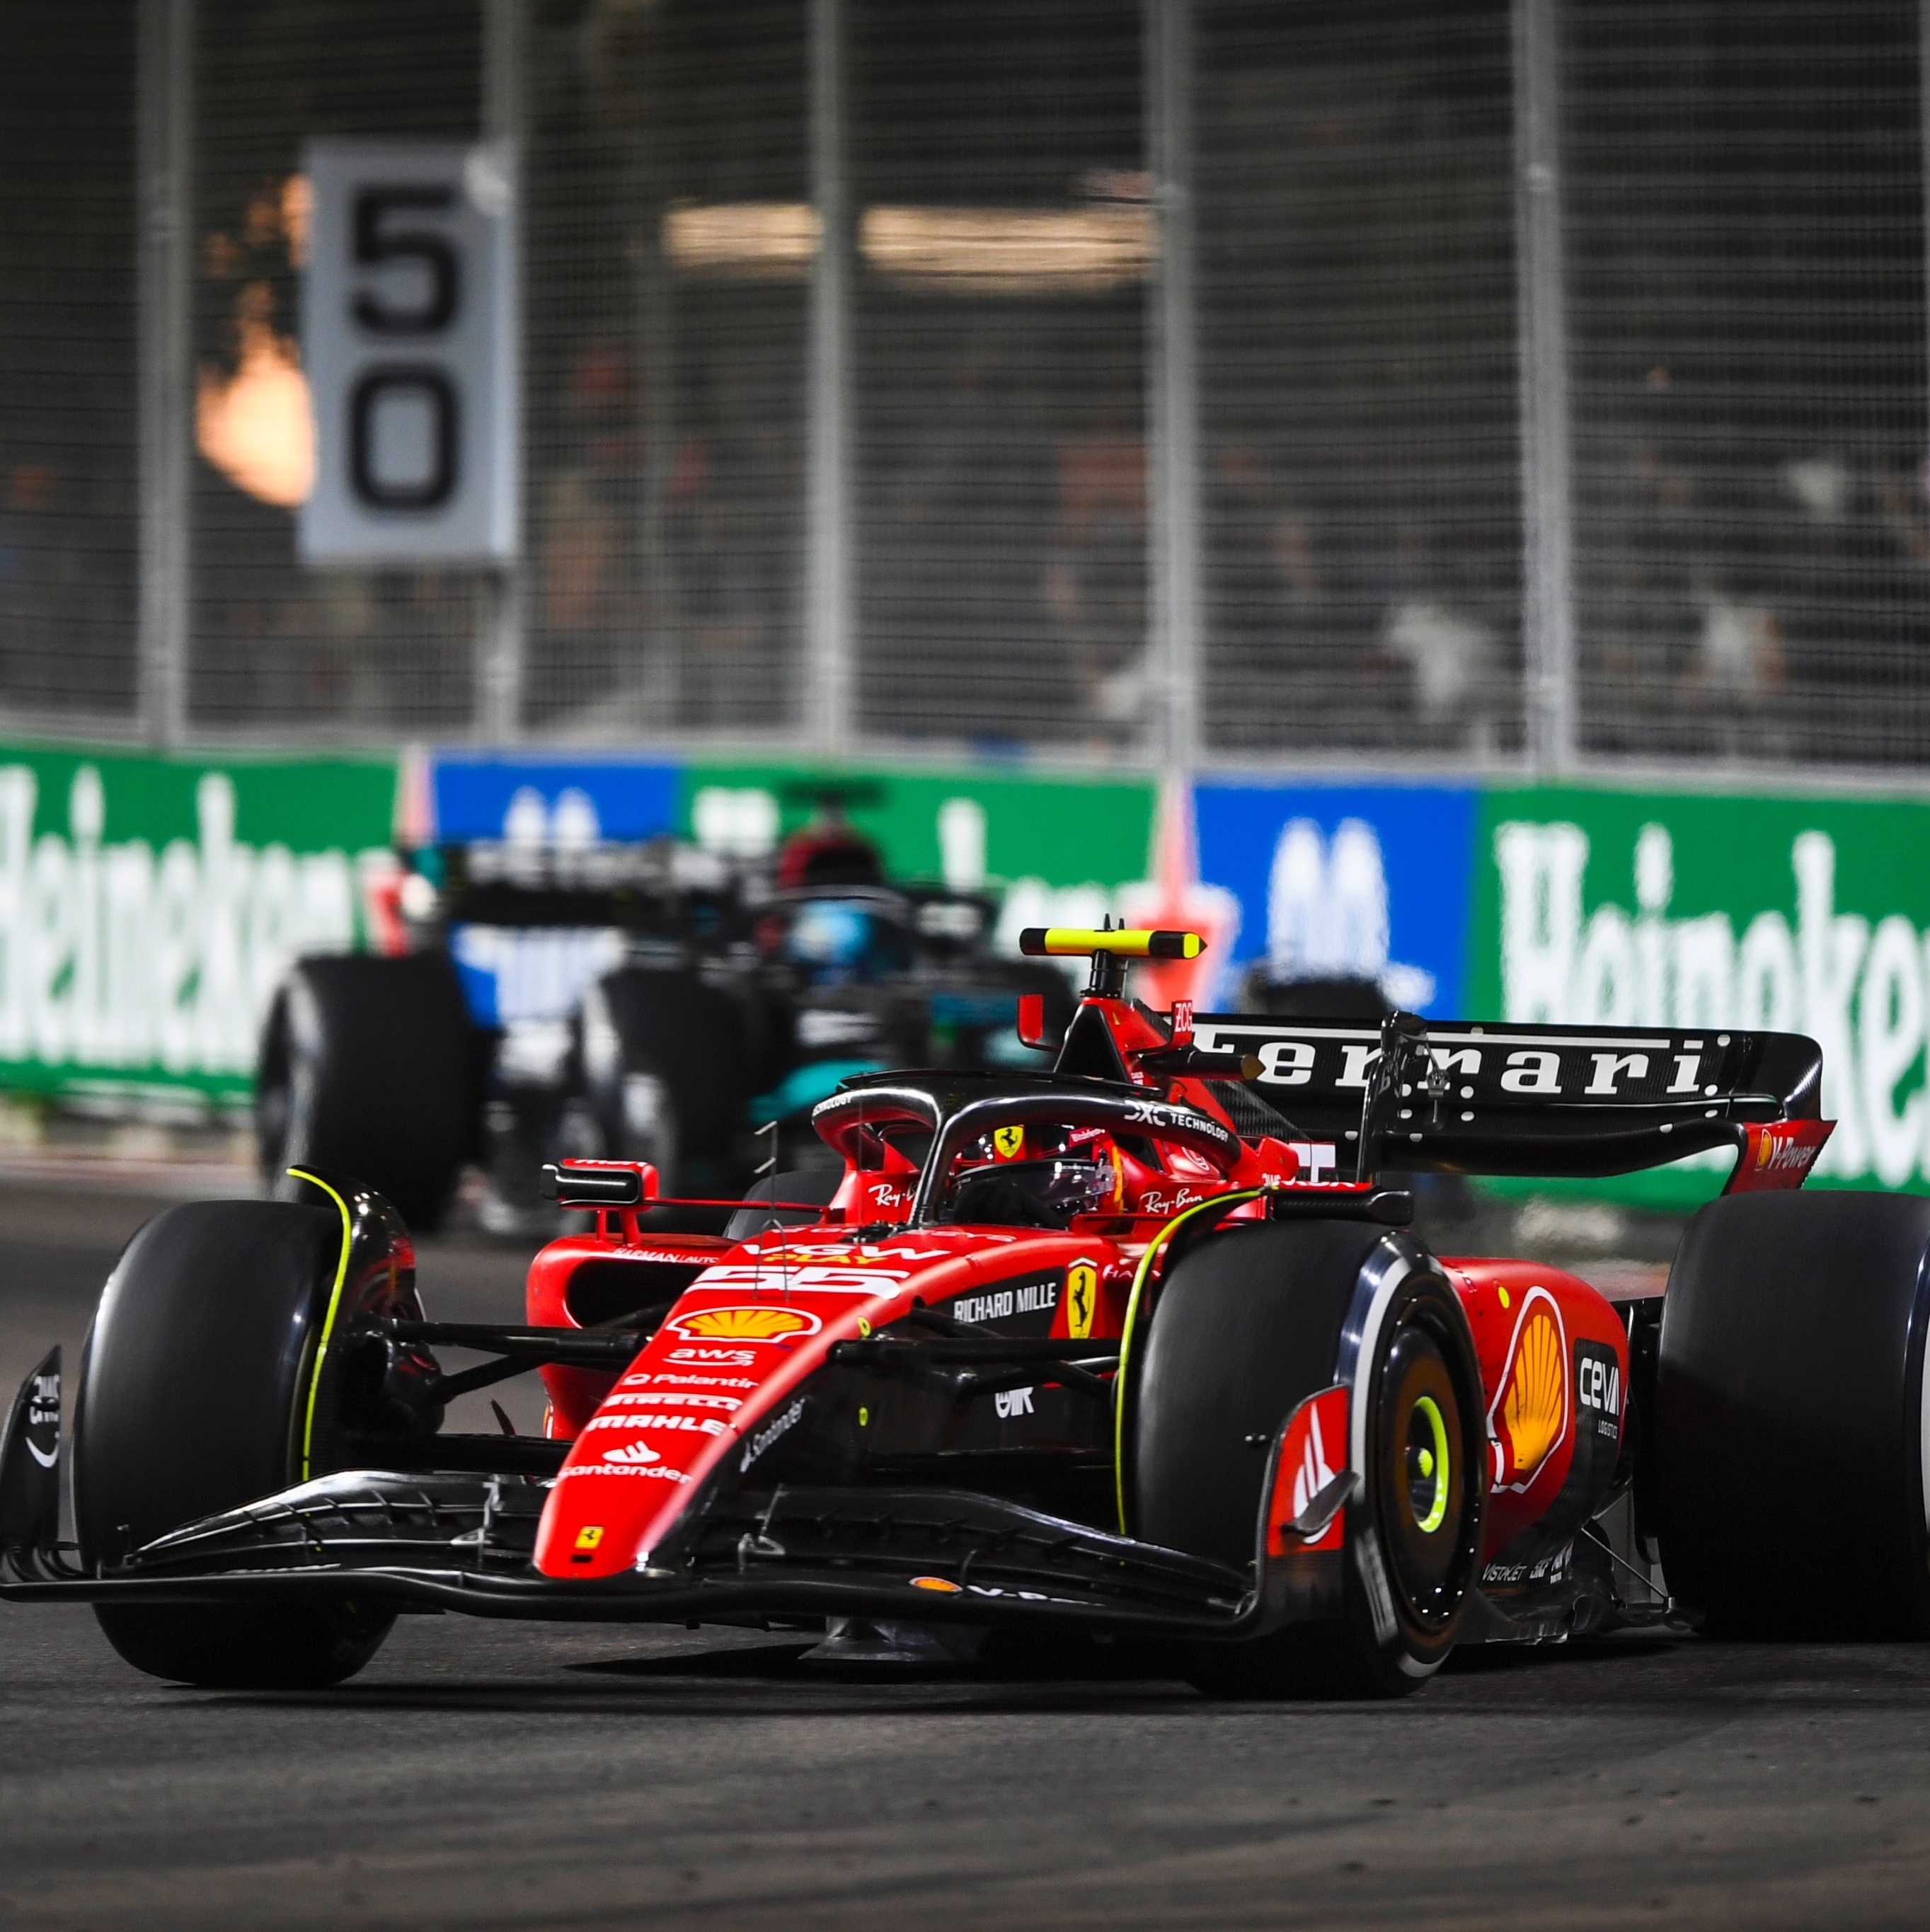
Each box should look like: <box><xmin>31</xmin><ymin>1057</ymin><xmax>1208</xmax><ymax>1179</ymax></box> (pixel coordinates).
<box><xmin>0</xmin><ymin>1463</ymin><xmax>1280</xmax><ymax>1638</ymax></box>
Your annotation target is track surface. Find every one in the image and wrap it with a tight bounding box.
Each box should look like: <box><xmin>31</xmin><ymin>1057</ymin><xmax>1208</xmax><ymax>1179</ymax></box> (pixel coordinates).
<box><xmin>3</xmin><ymin>1183</ymin><xmax>1929</xmax><ymax>1929</ymax></box>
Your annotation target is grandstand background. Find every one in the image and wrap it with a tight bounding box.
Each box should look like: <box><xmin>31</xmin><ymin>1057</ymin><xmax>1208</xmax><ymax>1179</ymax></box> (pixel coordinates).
<box><xmin>1</xmin><ymin>0</ymin><xmax>1926</xmax><ymax>774</ymax></box>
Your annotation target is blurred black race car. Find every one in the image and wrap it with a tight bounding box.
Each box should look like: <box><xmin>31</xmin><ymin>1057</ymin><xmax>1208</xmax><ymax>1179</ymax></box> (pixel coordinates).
<box><xmin>255</xmin><ymin>803</ymin><xmax>1072</xmax><ymax>1231</ymax></box>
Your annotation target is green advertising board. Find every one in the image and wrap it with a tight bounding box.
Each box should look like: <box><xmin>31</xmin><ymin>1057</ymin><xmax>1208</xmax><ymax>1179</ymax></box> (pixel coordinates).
<box><xmin>0</xmin><ymin>743</ymin><xmax>396</xmax><ymax>1117</ymax></box>
<box><xmin>14</xmin><ymin>731</ymin><xmax>1929</xmax><ymax>1219</ymax></box>
<box><xmin>1469</xmin><ymin>785</ymin><xmax>1930</xmax><ymax>1207</ymax></box>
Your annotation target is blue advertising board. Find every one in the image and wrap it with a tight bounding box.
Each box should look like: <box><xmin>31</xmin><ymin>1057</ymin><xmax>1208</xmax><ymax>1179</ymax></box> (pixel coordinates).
<box><xmin>1193</xmin><ymin>781</ymin><xmax>1479</xmax><ymax>1016</ymax></box>
<box><xmin>430</xmin><ymin>757</ymin><xmax>681</xmax><ymax>844</ymax></box>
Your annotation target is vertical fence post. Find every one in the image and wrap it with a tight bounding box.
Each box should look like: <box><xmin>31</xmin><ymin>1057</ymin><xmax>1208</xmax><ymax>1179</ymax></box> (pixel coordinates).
<box><xmin>1922</xmin><ymin>0</ymin><xmax>1930</xmax><ymax>531</ymax></box>
<box><xmin>1146</xmin><ymin>0</ymin><xmax>1203</xmax><ymax>778</ymax></box>
<box><xmin>632</xmin><ymin>53</ymin><xmax>680</xmax><ymax>733</ymax></box>
<box><xmin>137</xmin><ymin>0</ymin><xmax>194</xmax><ymax>748</ymax></box>
<box><xmin>807</xmin><ymin>0</ymin><xmax>855</xmax><ymax>757</ymax></box>
<box><xmin>478</xmin><ymin>0</ymin><xmax>526</xmax><ymax>743</ymax></box>
<box><xmin>1515</xmin><ymin>0</ymin><xmax>1576</xmax><ymax>774</ymax></box>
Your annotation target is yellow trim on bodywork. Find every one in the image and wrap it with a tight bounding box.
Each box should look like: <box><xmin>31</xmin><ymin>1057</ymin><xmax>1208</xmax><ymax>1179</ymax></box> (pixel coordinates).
<box><xmin>288</xmin><ymin>1166</ymin><xmax>352</xmax><ymax>1483</ymax></box>
<box><xmin>1113</xmin><ymin>1188</ymin><xmax>1263</xmax><ymax>1532</ymax></box>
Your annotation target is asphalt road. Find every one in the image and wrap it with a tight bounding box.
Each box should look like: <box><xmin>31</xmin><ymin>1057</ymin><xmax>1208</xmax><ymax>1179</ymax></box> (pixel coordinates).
<box><xmin>2</xmin><ymin>1180</ymin><xmax>1929</xmax><ymax>1929</ymax></box>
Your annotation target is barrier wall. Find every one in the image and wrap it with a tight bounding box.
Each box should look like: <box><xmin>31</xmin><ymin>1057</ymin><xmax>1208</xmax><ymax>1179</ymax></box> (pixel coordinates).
<box><xmin>429</xmin><ymin>756</ymin><xmax>1930</xmax><ymax>1208</ymax></box>
<box><xmin>1467</xmin><ymin>787</ymin><xmax>1930</xmax><ymax>1207</ymax></box>
<box><xmin>11</xmin><ymin>738</ymin><xmax>1930</xmax><ymax>1212</ymax></box>
<box><xmin>0</xmin><ymin>744</ymin><xmax>396</xmax><ymax>1119</ymax></box>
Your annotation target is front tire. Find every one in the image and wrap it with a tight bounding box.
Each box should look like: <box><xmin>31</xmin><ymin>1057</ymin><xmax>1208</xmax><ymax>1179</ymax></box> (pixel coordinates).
<box><xmin>1133</xmin><ymin>1221</ymin><xmax>1483</xmax><ymax>1698</ymax></box>
<box><xmin>76</xmin><ymin>1200</ymin><xmax>399</xmax><ymax>1688</ymax></box>
<box><xmin>91</xmin><ymin>1602</ymin><xmax>394</xmax><ymax>1692</ymax></box>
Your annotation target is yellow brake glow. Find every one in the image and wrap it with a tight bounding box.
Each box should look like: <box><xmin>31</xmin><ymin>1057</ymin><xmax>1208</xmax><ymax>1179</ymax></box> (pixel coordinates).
<box><xmin>288</xmin><ymin>1167</ymin><xmax>352</xmax><ymax>1483</ymax></box>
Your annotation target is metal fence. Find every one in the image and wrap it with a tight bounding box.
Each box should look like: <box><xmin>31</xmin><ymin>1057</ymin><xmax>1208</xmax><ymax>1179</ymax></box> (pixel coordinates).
<box><xmin>0</xmin><ymin>2</ymin><xmax>139</xmax><ymax>727</ymax></box>
<box><xmin>188</xmin><ymin>0</ymin><xmax>485</xmax><ymax>739</ymax></box>
<box><xmin>1</xmin><ymin>0</ymin><xmax>1928</xmax><ymax>775</ymax></box>
<box><xmin>1564</xmin><ymin>0</ymin><xmax>1929</xmax><ymax>769</ymax></box>
<box><xmin>524</xmin><ymin>0</ymin><xmax>810</xmax><ymax>739</ymax></box>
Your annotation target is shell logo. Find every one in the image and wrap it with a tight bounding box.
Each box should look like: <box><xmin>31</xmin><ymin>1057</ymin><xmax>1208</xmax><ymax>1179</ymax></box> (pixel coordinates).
<box><xmin>666</xmin><ymin>1305</ymin><xmax>822</xmax><ymax>1343</ymax></box>
<box><xmin>1487</xmin><ymin>1289</ymin><xmax>1568</xmax><ymax>1491</ymax></box>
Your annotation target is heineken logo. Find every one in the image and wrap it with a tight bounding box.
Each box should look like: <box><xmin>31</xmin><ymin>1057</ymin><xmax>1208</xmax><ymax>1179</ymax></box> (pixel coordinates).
<box><xmin>1495</xmin><ymin>818</ymin><xmax>1921</xmax><ymax>1187</ymax></box>
<box><xmin>0</xmin><ymin>763</ymin><xmax>380</xmax><ymax>1083</ymax></box>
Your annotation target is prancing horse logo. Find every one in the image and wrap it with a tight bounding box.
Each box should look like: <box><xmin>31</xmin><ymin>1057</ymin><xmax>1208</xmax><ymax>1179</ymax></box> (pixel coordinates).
<box><xmin>1066</xmin><ymin>1260</ymin><xmax>1097</xmax><ymax>1340</ymax></box>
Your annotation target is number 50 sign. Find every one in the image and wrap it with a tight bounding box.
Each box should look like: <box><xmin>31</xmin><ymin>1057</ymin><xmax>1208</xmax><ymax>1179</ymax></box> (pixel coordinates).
<box><xmin>300</xmin><ymin>140</ymin><xmax>519</xmax><ymax>565</ymax></box>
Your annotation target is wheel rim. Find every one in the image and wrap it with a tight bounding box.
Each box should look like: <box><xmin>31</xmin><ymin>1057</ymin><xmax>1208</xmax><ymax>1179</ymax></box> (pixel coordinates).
<box><xmin>1375</xmin><ymin>1320</ymin><xmax>1476</xmax><ymax>1631</ymax></box>
<box><xmin>1409</xmin><ymin>1393</ymin><xmax>1451</xmax><ymax>1534</ymax></box>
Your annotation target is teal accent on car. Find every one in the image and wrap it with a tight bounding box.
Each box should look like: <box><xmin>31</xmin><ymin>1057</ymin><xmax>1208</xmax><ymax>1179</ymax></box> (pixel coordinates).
<box><xmin>747</xmin><ymin>1058</ymin><xmax>888</xmax><ymax>1125</ymax></box>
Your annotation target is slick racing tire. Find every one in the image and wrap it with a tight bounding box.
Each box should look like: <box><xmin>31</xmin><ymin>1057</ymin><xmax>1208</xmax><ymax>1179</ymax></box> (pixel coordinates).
<box><xmin>1655</xmin><ymin>1190</ymin><xmax>1930</xmax><ymax>1640</ymax></box>
<box><xmin>580</xmin><ymin>968</ymin><xmax>749</xmax><ymax>1191</ymax></box>
<box><xmin>75</xmin><ymin>1201</ymin><xmax>396</xmax><ymax>1689</ymax></box>
<box><xmin>258</xmin><ymin>953</ymin><xmax>473</xmax><ymax>1231</ymax></box>
<box><xmin>1133</xmin><ymin>1221</ymin><xmax>1485</xmax><ymax>1699</ymax></box>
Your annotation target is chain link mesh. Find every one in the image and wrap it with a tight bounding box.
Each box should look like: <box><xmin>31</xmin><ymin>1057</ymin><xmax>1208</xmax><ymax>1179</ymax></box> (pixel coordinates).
<box><xmin>188</xmin><ymin>0</ymin><xmax>484</xmax><ymax>739</ymax></box>
<box><xmin>524</xmin><ymin>0</ymin><xmax>808</xmax><ymax>738</ymax></box>
<box><xmin>1197</xmin><ymin>0</ymin><xmax>1523</xmax><ymax>761</ymax></box>
<box><xmin>0</xmin><ymin>1</ymin><xmax>138</xmax><ymax>726</ymax></box>
<box><xmin>1568</xmin><ymin>0</ymin><xmax>1929</xmax><ymax>766</ymax></box>
<box><xmin>851</xmin><ymin>0</ymin><xmax>1147</xmax><ymax>752</ymax></box>
<box><xmin>3</xmin><ymin>1</ymin><xmax>1929</xmax><ymax>767</ymax></box>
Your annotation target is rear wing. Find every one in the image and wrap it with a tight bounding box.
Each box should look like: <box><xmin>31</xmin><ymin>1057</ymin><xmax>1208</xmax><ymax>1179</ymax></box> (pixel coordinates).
<box><xmin>1190</xmin><ymin>1011</ymin><xmax>1826</xmax><ymax>1183</ymax></box>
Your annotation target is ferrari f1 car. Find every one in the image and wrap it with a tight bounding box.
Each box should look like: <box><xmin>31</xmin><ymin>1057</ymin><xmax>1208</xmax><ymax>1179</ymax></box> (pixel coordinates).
<box><xmin>4</xmin><ymin>926</ymin><xmax>1922</xmax><ymax>1695</ymax></box>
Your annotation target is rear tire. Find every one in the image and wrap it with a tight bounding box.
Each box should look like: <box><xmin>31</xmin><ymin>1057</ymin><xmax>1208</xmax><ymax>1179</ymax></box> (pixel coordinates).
<box><xmin>721</xmin><ymin>1167</ymin><xmax>844</xmax><ymax>1243</ymax></box>
<box><xmin>76</xmin><ymin>1200</ymin><xmax>397</xmax><ymax>1688</ymax></box>
<box><xmin>580</xmin><ymin>968</ymin><xmax>748</xmax><ymax>1192</ymax></box>
<box><xmin>258</xmin><ymin>953</ymin><xmax>473</xmax><ymax>1231</ymax></box>
<box><xmin>1655</xmin><ymin>1190</ymin><xmax>1930</xmax><ymax>1639</ymax></box>
<box><xmin>1133</xmin><ymin>1222</ymin><xmax>1483</xmax><ymax>1698</ymax></box>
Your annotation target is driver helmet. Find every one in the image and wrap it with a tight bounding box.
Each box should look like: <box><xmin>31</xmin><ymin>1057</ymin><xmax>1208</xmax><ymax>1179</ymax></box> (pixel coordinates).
<box><xmin>776</xmin><ymin>803</ymin><xmax>885</xmax><ymax>890</ymax></box>
<box><xmin>786</xmin><ymin>898</ymin><xmax>875</xmax><ymax>974</ymax></box>
<box><xmin>950</xmin><ymin>1127</ymin><xmax>1117</xmax><ymax>1228</ymax></box>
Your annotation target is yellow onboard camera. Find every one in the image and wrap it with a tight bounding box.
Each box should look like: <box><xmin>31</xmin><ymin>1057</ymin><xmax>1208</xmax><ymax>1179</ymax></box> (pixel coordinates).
<box><xmin>1017</xmin><ymin>927</ymin><xmax>1205</xmax><ymax>960</ymax></box>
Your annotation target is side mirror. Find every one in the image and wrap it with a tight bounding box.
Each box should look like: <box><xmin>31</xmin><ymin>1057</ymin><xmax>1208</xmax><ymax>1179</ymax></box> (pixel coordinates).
<box><xmin>1016</xmin><ymin>993</ymin><xmax>1054</xmax><ymax>1051</ymax></box>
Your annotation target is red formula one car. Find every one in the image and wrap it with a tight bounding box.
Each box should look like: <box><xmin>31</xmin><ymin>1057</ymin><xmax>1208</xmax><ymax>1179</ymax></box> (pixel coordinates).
<box><xmin>4</xmin><ymin>926</ymin><xmax>1926</xmax><ymax>1694</ymax></box>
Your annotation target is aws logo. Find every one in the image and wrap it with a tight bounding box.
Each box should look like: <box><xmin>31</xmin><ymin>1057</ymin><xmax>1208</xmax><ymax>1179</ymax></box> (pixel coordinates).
<box><xmin>665</xmin><ymin>1305</ymin><xmax>822</xmax><ymax>1345</ymax></box>
<box><xmin>1486</xmin><ymin>1289</ymin><xmax>1568</xmax><ymax>1493</ymax></box>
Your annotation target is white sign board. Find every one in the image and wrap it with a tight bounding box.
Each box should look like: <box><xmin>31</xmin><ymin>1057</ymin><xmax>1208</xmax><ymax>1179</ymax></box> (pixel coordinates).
<box><xmin>299</xmin><ymin>139</ymin><xmax>519</xmax><ymax>565</ymax></box>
